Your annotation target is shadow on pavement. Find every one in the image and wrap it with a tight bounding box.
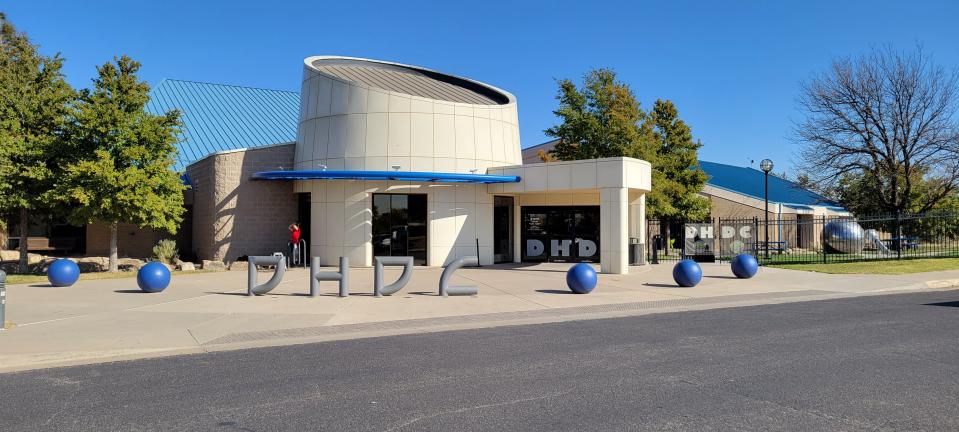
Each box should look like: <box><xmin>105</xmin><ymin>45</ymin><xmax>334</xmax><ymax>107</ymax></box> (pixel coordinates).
<box><xmin>924</xmin><ymin>301</ymin><xmax>959</xmax><ymax>308</ymax></box>
<box><xmin>535</xmin><ymin>289</ymin><xmax>574</xmax><ymax>295</ymax></box>
<box><xmin>643</xmin><ymin>283</ymin><xmax>685</xmax><ymax>288</ymax></box>
<box><xmin>113</xmin><ymin>289</ymin><xmax>146</xmax><ymax>294</ymax></box>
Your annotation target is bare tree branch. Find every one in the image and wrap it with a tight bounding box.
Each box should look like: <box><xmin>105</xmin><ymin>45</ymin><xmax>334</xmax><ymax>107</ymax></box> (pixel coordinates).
<box><xmin>793</xmin><ymin>46</ymin><xmax>959</xmax><ymax>214</ymax></box>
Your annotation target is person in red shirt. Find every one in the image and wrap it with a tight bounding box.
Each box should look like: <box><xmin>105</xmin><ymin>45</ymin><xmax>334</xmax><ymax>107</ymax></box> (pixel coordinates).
<box><xmin>289</xmin><ymin>222</ymin><xmax>302</xmax><ymax>265</ymax></box>
<box><xmin>289</xmin><ymin>222</ymin><xmax>301</xmax><ymax>244</ymax></box>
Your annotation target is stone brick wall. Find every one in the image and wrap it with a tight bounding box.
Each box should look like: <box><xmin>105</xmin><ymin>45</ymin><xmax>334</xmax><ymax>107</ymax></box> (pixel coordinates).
<box><xmin>186</xmin><ymin>155</ymin><xmax>216</xmax><ymax>260</ymax></box>
<box><xmin>188</xmin><ymin>143</ymin><xmax>297</xmax><ymax>262</ymax></box>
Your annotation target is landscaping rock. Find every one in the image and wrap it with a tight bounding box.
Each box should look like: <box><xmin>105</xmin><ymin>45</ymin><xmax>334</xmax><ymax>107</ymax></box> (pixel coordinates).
<box><xmin>177</xmin><ymin>261</ymin><xmax>196</xmax><ymax>272</ymax></box>
<box><xmin>28</xmin><ymin>253</ymin><xmax>45</xmax><ymax>265</ymax></box>
<box><xmin>117</xmin><ymin>258</ymin><xmax>146</xmax><ymax>271</ymax></box>
<box><xmin>0</xmin><ymin>251</ymin><xmax>47</xmax><ymax>264</ymax></box>
<box><xmin>202</xmin><ymin>260</ymin><xmax>228</xmax><ymax>271</ymax></box>
<box><xmin>76</xmin><ymin>257</ymin><xmax>109</xmax><ymax>272</ymax></box>
<box><xmin>228</xmin><ymin>261</ymin><xmax>248</xmax><ymax>271</ymax></box>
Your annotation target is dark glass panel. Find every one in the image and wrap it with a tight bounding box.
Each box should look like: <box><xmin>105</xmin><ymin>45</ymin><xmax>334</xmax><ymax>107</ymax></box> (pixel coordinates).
<box><xmin>372</xmin><ymin>194</ymin><xmax>391</xmax><ymax>257</ymax></box>
<box><xmin>493</xmin><ymin>196</ymin><xmax>514</xmax><ymax>263</ymax></box>
<box><xmin>407</xmin><ymin>194</ymin><xmax>428</xmax><ymax>265</ymax></box>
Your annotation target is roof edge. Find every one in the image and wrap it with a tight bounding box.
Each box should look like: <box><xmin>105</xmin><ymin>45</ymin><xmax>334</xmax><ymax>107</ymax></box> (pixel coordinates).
<box><xmin>183</xmin><ymin>142</ymin><xmax>296</xmax><ymax>171</ymax></box>
<box><xmin>303</xmin><ymin>55</ymin><xmax>517</xmax><ymax>105</ymax></box>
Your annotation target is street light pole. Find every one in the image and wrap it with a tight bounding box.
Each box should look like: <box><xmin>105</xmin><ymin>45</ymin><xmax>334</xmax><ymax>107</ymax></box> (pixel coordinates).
<box><xmin>760</xmin><ymin>159</ymin><xmax>774</xmax><ymax>260</ymax></box>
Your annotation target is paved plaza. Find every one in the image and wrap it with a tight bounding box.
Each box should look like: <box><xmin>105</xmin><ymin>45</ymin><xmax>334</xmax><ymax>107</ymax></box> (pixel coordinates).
<box><xmin>2</xmin><ymin>262</ymin><xmax>958</xmax><ymax>372</ymax></box>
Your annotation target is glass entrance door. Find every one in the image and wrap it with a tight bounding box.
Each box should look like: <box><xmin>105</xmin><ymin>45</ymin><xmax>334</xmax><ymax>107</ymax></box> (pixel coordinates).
<box><xmin>521</xmin><ymin>206</ymin><xmax>600</xmax><ymax>263</ymax></box>
<box><xmin>372</xmin><ymin>194</ymin><xmax>427</xmax><ymax>265</ymax></box>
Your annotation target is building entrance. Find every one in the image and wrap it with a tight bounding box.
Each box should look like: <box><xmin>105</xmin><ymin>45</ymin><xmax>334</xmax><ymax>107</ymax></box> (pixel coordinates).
<box><xmin>521</xmin><ymin>206</ymin><xmax>600</xmax><ymax>263</ymax></box>
<box><xmin>493</xmin><ymin>196</ymin><xmax>514</xmax><ymax>263</ymax></box>
<box><xmin>372</xmin><ymin>194</ymin><xmax>427</xmax><ymax>265</ymax></box>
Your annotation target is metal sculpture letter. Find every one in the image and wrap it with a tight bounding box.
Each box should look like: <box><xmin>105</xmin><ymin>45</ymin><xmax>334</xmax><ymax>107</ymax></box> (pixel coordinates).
<box><xmin>373</xmin><ymin>256</ymin><xmax>414</xmax><ymax>297</ymax></box>
<box><xmin>823</xmin><ymin>220</ymin><xmax>866</xmax><ymax>254</ymax></box>
<box><xmin>310</xmin><ymin>256</ymin><xmax>349</xmax><ymax>297</ymax></box>
<box><xmin>247</xmin><ymin>256</ymin><xmax>287</xmax><ymax>296</ymax></box>
<box><xmin>439</xmin><ymin>256</ymin><xmax>478</xmax><ymax>297</ymax></box>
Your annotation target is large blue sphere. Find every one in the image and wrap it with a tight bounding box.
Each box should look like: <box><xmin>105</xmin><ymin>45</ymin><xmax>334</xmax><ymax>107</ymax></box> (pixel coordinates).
<box><xmin>672</xmin><ymin>259</ymin><xmax>702</xmax><ymax>287</ymax></box>
<box><xmin>731</xmin><ymin>254</ymin><xmax>759</xmax><ymax>279</ymax></box>
<box><xmin>137</xmin><ymin>262</ymin><xmax>171</xmax><ymax>293</ymax></box>
<box><xmin>566</xmin><ymin>263</ymin><xmax>597</xmax><ymax>294</ymax></box>
<box><xmin>47</xmin><ymin>259</ymin><xmax>80</xmax><ymax>287</ymax></box>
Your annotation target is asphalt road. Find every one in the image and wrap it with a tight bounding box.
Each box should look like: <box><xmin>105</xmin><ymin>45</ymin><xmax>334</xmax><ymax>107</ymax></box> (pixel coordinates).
<box><xmin>2</xmin><ymin>290</ymin><xmax>959</xmax><ymax>431</ymax></box>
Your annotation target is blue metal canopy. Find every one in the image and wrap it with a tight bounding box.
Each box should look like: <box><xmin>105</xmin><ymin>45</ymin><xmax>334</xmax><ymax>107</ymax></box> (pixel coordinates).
<box><xmin>252</xmin><ymin>170</ymin><xmax>521</xmax><ymax>184</ymax></box>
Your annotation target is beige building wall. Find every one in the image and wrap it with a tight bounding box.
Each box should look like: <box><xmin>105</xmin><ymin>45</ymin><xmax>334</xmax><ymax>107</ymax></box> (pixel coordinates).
<box><xmin>303</xmin><ymin>179</ymin><xmax>495</xmax><ymax>267</ymax></box>
<box><xmin>85</xmin><ymin>222</ymin><xmax>167</xmax><ymax>258</ymax></box>
<box><xmin>490</xmin><ymin>158</ymin><xmax>652</xmax><ymax>274</ymax></box>
<box><xmin>185</xmin><ymin>143</ymin><xmax>299</xmax><ymax>262</ymax></box>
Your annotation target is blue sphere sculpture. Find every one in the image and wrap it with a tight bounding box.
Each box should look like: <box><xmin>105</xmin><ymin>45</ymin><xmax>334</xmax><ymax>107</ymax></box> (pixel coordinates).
<box><xmin>566</xmin><ymin>263</ymin><xmax>597</xmax><ymax>294</ymax></box>
<box><xmin>672</xmin><ymin>259</ymin><xmax>702</xmax><ymax>287</ymax></box>
<box><xmin>137</xmin><ymin>262</ymin><xmax>171</xmax><ymax>293</ymax></box>
<box><xmin>731</xmin><ymin>254</ymin><xmax>759</xmax><ymax>279</ymax></box>
<box><xmin>47</xmin><ymin>259</ymin><xmax>80</xmax><ymax>287</ymax></box>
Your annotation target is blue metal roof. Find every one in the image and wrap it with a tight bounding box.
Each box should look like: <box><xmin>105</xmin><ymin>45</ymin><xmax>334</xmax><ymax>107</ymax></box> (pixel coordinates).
<box><xmin>252</xmin><ymin>170</ymin><xmax>522</xmax><ymax>184</ymax></box>
<box><xmin>699</xmin><ymin>161</ymin><xmax>843</xmax><ymax>209</ymax></box>
<box><xmin>146</xmin><ymin>79</ymin><xmax>300</xmax><ymax>171</ymax></box>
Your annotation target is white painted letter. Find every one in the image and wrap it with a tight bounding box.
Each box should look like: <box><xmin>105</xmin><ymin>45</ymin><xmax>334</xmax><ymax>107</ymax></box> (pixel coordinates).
<box><xmin>527</xmin><ymin>239</ymin><xmax>544</xmax><ymax>257</ymax></box>
<box><xmin>722</xmin><ymin>226</ymin><xmax>735</xmax><ymax>239</ymax></box>
<box><xmin>551</xmin><ymin>239</ymin><xmax>572</xmax><ymax>257</ymax></box>
<box><xmin>578</xmin><ymin>239</ymin><xmax>597</xmax><ymax>257</ymax></box>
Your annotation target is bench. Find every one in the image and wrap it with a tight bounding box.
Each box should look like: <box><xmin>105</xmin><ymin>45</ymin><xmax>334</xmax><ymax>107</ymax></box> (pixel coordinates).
<box><xmin>752</xmin><ymin>241</ymin><xmax>786</xmax><ymax>253</ymax></box>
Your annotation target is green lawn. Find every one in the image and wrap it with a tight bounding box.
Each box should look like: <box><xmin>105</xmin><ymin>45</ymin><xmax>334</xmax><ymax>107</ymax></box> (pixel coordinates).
<box><xmin>770</xmin><ymin>258</ymin><xmax>959</xmax><ymax>275</ymax></box>
<box><xmin>3</xmin><ymin>269</ymin><xmax>211</xmax><ymax>285</ymax></box>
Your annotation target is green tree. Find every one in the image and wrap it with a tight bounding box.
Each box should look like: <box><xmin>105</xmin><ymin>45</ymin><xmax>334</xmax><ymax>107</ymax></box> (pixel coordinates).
<box><xmin>0</xmin><ymin>13</ymin><xmax>75</xmax><ymax>272</ymax></box>
<box><xmin>545</xmin><ymin>69</ymin><xmax>649</xmax><ymax>161</ymax></box>
<box><xmin>55</xmin><ymin>56</ymin><xmax>185</xmax><ymax>272</ymax></box>
<box><xmin>642</xmin><ymin>100</ymin><xmax>710</xmax><ymax>221</ymax></box>
<box><xmin>835</xmin><ymin>169</ymin><xmax>958</xmax><ymax>217</ymax></box>
<box><xmin>544</xmin><ymin>69</ymin><xmax>710</xmax><ymax>222</ymax></box>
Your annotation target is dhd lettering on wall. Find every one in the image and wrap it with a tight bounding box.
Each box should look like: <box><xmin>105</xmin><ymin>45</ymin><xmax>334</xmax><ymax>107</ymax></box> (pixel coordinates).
<box><xmin>521</xmin><ymin>206</ymin><xmax>601</xmax><ymax>263</ymax></box>
<box><xmin>684</xmin><ymin>222</ymin><xmax>754</xmax><ymax>257</ymax></box>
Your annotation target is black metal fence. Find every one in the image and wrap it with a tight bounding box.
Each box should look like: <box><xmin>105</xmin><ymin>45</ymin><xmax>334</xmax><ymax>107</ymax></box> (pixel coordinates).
<box><xmin>646</xmin><ymin>212</ymin><xmax>959</xmax><ymax>265</ymax></box>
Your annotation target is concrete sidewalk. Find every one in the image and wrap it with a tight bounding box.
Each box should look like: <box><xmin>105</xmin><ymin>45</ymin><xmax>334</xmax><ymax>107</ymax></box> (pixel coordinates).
<box><xmin>2</xmin><ymin>262</ymin><xmax>958</xmax><ymax>373</ymax></box>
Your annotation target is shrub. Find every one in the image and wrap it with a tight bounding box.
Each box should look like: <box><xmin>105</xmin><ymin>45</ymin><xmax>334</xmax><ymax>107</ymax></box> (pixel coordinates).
<box><xmin>152</xmin><ymin>239</ymin><xmax>178</xmax><ymax>265</ymax></box>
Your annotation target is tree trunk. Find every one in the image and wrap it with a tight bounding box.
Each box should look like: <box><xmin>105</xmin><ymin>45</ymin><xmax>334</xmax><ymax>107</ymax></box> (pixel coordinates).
<box><xmin>109</xmin><ymin>222</ymin><xmax>119</xmax><ymax>272</ymax></box>
<box><xmin>0</xmin><ymin>220</ymin><xmax>7</xmax><ymax>251</ymax></box>
<box><xmin>18</xmin><ymin>208</ymin><xmax>29</xmax><ymax>274</ymax></box>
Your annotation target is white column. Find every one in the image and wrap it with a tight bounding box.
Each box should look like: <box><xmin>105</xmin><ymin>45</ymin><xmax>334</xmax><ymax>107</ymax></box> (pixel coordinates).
<box><xmin>600</xmin><ymin>187</ymin><xmax>629</xmax><ymax>274</ymax></box>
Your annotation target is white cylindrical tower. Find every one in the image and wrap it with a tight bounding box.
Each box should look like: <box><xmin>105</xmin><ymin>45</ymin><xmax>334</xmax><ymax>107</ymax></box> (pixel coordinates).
<box><xmin>292</xmin><ymin>57</ymin><xmax>522</xmax><ymax>268</ymax></box>
<box><xmin>294</xmin><ymin>56</ymin><xmax>521</xmax><ymax>174</ymax></box>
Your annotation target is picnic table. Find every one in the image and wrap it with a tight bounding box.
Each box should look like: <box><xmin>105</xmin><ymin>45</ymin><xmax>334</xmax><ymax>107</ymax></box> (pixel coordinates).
<box><xmin>883</xmin><ymin>237</ymin><xmax>920</xmax><ymax>250</ymax></box>
<box><xmin>752</xmin><ymin>241</ymin><xmax>786</xmax><ymax>253</ymax></box>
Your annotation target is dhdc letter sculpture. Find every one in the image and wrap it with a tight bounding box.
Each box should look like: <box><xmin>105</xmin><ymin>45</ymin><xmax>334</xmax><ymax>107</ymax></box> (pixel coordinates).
<box><xmin>246</xmin><ymin>255</ymin><xmax>477</xmax><ymax>298</ymax></box>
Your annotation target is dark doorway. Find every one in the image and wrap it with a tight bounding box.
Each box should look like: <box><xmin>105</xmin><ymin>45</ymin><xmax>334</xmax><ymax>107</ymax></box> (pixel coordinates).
<box><xmin>521</xmin><ymin>206</ymin><xmax>600</xmax><ymax>263</ymax></box>
<box><xmin>297</xmin><ymin>193</ymin><xmax>311</xmax><ymax>250</ymax></box>
<box><xmin>372</xmin><ymin>193</ymin><xmax>427</xmax><ymax>265</ymax></box>
<box><xmin>493</xmin><ymin>196</ymin><xmax>514</xmax><ymax>263</ymax></box>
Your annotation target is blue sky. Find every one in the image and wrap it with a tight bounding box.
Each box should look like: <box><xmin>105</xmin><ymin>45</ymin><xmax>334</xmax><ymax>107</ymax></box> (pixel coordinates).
<box><xmin>4</xmin><ymin>0</ymin><xmax>958</xmax><ymax>175</ymax></box>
